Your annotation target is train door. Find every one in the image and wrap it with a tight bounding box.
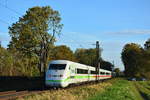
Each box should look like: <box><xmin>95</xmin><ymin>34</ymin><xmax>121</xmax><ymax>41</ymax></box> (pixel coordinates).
<box><xmin>69</xmin><ymin>64</ymin><xmax>76</xmax><ymax>84</ymax></box>
<box><xmin>88</xmin><ymin>67</ymin><xmax>90</xmax><ymax>81</ymax></box>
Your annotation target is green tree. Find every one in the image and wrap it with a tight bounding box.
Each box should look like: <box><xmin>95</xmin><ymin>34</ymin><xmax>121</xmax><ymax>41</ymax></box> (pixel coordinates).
<box><xmin>0</xmin><ymin>46</ymin><xmax>40</xmax><ymax>76</ymax></box>
<box><xmin>0</xmin><ymin>47</ymin><xmax>13</xmax><ymax>76</ymax></box>
<box><xmin>144</xmin><ymin>38</ymin><xmax>150</xmax><ymax>51</ymax></box>
<box><xmin>121</xmin><ymin>43</ymin><xmax>143</xmax><ymax>77</ymax></box>
<box><xmin>100</xmin><ymin>60</ymin><xmax>113</xmax><ymax>71</ymax></box>
<box><xmin>8</xmin><ymin>6</ymin><xmax>63</xmax><ymax>74</ymax></box>
<box><xmin>74</xmin><ymin>48</ymin><xmax>101</xmax><ymax>67</ymax></box>
<box><xmin>143</xmin><ymin>39</ymin><xmax>150</xmax><ymax>79</ymax></box>
<box><xmin>114</xmin><ymin>68</ymin><xmax>120</xmax><ymax>77</ymax></box>
<box><xmin>51</xmin><ymin>45</ymin><xmax>76</xmax><ymax>61</ymax></box>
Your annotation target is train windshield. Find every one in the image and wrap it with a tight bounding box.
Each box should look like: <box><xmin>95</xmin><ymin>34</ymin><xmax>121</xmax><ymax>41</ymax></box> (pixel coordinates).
<box><xmin>49</xmin><ymin>64</ymin><xmax>66</xmax><ymax>70</ymax></box>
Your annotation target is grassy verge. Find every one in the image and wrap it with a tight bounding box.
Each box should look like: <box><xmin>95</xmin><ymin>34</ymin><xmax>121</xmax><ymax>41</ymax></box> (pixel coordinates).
<box><xmin>17</xmin><ymin>79</ymin><xmax>115</xmax><ymax>100</ymax></box>
<box><xmin>138</xmin><ymin>81</ymin><xmax>150</xmax><ymax>91</ymax></box>
<box><xmin>89</xmin><ymin>79</ymin><xmax>142</xmax><ymax>100</ymax></box>
<box><xmin>134</xmin><ymin>81</ymin><xmax>150</xmax><ymax>100</ymax></box>
<box><xmin>16</xmin><ymin>78</ymin><xmax>150</xmax><ymax>100</ymax></box>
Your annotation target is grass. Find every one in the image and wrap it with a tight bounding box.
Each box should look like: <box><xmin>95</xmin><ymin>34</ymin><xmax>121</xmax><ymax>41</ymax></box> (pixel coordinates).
<box><xmin>138</xmin><ymin>81</ymin><xmax>150</xmax><ymax>91</ymax></box>
<box><xmin>17</xmin><ymin>79</ymin><xmax>114</xmax><ymax>100</ymax></box>
<box><xmin>16</xmin><ymin>78</ymin><xmax>150</xmax><ymax>100</ymax></box>
<box><xmin>134</xmin><ymin>81</ymin><xmax>150</xmax><ymax>100</ymax></box>
<box><xmin>89</xmin><ymin>79</ymin><xmax>142</xmax><ymax>100</ymax></box>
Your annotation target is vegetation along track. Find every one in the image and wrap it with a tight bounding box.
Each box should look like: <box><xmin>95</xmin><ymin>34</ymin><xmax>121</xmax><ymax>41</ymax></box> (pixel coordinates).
<box><xmin>133</xmin><ymin>81</ymin><xmax>150</xmax><ymax>100</ymax></box>
<box><xmin>0</xmin><ymin>90</ymin><xmax>47</xmax><ymax>100</ymax></box>
<box><xmin>2</xmin><ymin>79</ymin><xmax>150</xmax><ymax>100</ymax></box>
<box><xmin>0</xmin><ymin>79</ymin><xmax>111</xmax><ymax>100</ymax></box>
<box><xmin>14</xmin><ymin>79</ymin><xmax>115</xmax><ymax>100</ymax></box>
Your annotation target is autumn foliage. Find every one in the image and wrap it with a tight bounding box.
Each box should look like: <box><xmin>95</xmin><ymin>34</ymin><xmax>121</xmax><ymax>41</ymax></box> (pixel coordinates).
<box><xmin>121</xmin><ymin>39</ymin><xmax>150</xmax><ymax>79</ymax></box>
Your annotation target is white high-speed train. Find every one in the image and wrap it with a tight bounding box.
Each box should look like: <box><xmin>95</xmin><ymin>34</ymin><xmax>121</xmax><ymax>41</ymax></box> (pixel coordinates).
<box><xmin>45</xmin><ymin>60</ymin><xmax>112</xmax><ymax>87</ymax></box>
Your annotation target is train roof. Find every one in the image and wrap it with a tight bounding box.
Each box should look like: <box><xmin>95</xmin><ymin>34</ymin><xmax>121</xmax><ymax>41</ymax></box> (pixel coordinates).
<box><xmin>49</xmin><ymin>60</ymin><xmax>111</xmax><ymax>72</ymax></box>
<box><xmin>49</xmin><ymin>60</ymin><xmax>73</xmax><ymax>64</ymax></box>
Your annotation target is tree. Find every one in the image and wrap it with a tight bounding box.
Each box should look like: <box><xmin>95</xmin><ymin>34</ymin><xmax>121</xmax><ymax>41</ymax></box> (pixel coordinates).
<box><xmin>74</xmin><ymin>48</ymin><xmax>113</xmax><ymax>70</ymax></box>
<box><xmin>51</xmin><ymin>45</ymin><xmax>76</xmax><ymax>61</ymax></box>
<box><xmin>0</xmin><ymin>47</ymin><xmax>14</xmax><ymax>76</ymax></box>
<box><xmin>143</xmin><ymin>39</ymin><xmax>150</xmax><ymax>78</ymax></box>
<box><xmin>100</xmin><ymin>60</ymin><xmax>113</xmax><ymax>71</ymax></box>
<box><xmin>144</xmin><ymin>38</ymin><xmax>150</xmax><ymax>51</ymax></box>
<box><xmin>74</xmin><ymin>48</ymin><xmax>98</xmax><ymax>67</ymax></box>
<box><xmin>121</xmin><ymin>43</ymin><xmax>143</xmax><ymax>77</ymax></box>
<box><xmin>8</xmin><ymin>6</ymin><xmax>63</xmax><ymax>74</ymax></box>
<box><xmin>114</xmin><ymin>68</ymin><xmax>120</xmax><ymax>77</ymax></box>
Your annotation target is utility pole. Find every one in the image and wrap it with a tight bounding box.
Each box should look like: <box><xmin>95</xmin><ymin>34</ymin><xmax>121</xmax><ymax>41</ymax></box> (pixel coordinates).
<box><xmin>0</xmin><ymin>41</ymin><xmax>1</xmax><ymax>48</ymax></box>
<box><xmin>112</xmin><ymin>60</ymin><xmax>115</xmax><ymax>77</ymax></box>
<box><xmin>112</xmin><ymin>60</ymin><xmax>114</xmax><ymax>70</ymax></box>
<box><xmin>96</xmin><ymin>41</ymin><xmax>100</xmax><ymax>81</ymax></box>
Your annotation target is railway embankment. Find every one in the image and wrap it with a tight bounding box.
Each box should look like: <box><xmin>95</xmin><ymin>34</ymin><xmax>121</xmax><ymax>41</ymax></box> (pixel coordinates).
<box><xmin>15</xmin><ymin>79</ymin><xmax>115</xmax><ymax>100</ymax></box>
<box><xmin>1</xmin><ymin>78</ymin><xmax>150</xmax><ymax>100</ymax></box>
<box><xmin>15</xmin><ymin>78</ymin><xmax>150</xmax><ymax>100</ymax></box>
<box><xmin>89</xmin><ymin>79</ymin><xmax>142</xmax><ymax>100</ymax></box>
<box><xmin>89</xmin><ymin>79</ymin><xmax>150</xmax><ymax>100</ymax></box>
<box><xmin>0</xmin><ymin>76</ymin><xmax>44</xmax><ymax>92</ymax></box>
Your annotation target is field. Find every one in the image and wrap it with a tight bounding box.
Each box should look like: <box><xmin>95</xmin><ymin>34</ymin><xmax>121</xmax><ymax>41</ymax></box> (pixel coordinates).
<box><xmin>16</xmin><ymin>78</ymin><xmax>150</xmax><ymax>100</ymax></box>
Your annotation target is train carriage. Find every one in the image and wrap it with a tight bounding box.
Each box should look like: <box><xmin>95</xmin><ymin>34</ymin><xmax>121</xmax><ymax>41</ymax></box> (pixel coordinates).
<box><xmin>45</xmin><ymin>60</ymin><xmax>111</xmax><ymax>87</ymax></box>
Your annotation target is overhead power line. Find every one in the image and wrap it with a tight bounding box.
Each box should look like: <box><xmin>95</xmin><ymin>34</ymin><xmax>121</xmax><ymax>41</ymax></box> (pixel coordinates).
<box><xmin>56</xmin><ymin>41</ymin><xmax>95</xmax><ymax>44</ymax></box>
<box><xmin>0</xmin><ymin>3</ymin><xmax>22</xmax><ymax>16</ymax></box>
<box><xmin>0</xmin><ymin>18</ymin><xmax>9</xmax><ymax>25</ymax></box>
<box><xmin>57</xmin><ymin>33</ymin><xmax>96</xmax><ymax>48</ymax></box>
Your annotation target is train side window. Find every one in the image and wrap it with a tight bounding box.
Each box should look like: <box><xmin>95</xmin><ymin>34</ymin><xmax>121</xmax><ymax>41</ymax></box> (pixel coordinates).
<box><xmin>91</xmin><ymin>70</ymin><xmax>96</xmax><ymax>74</ymax></box>
<box><xmin>77</xmin><ymin>68</ymin><xmax>88</xmax><ymax>74</ymax></box>
<box><xmin>100</xmin><ymin>72</ymin><xmax>105</xmax><ymax>75</ymax></box>
<box><xmin>106</xmin><ymin>73</ymin><xmax>110</xmax><ymax>75</ymax></box>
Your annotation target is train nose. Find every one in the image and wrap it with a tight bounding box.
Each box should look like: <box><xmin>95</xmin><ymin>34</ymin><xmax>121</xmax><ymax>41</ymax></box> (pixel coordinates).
<box><xmin>45</xmin><ymin>78</ymin><xmax>68</xmax><ymax>87</ymax></box>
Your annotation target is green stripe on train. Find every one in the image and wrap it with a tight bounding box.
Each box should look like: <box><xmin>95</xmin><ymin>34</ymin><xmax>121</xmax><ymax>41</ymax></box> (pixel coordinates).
<box><xmin>74</xmin><ymin>75</ymin><xmax>89</xmax><ymax>78</ymax></box>
<box><xmin>46</xmin><ymin>78</ymin><xmax>70</xmax><ymax>82</ymax></box>
<box><xmin>46</xmin><ymin>75</ymin><xmax>92</xmax><ymax>82</ymax></box>
<box><xmin>46</xmin><ymin>75</ymin><xmax>111</xmax><ymax>82</ymax></box>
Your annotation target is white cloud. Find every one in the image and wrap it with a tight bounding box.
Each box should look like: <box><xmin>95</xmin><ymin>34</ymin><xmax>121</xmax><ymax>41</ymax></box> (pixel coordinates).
<box><xmin>60</xmin><ymin>31</ymin><xmax>98</xmax><ymax>42</ymax></box>
<box><xmin>105</xmin><ymin>29</ymin><xmax>150</xmax><ymax>35</ymax></box>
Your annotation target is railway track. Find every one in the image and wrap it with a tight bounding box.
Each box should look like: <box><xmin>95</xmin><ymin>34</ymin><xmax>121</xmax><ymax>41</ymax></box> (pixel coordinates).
<box><xmin>0</xmin><ymin>90</ymin><xmax>45</xmax><ymax>100</ymax></box>
<box><xmin>0</xmin><ymin>79</ymin><xmax>110</xmax><ymax>100</ymax></box>
<box><xmin>0</xmin><ymin>90</ymin><xmax>28</xmax><ymax>100</ymax></box>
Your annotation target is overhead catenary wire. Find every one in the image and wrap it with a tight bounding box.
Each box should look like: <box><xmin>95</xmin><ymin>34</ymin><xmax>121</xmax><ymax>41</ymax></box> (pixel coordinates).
<box><xmin>0</xmin><ymin>1</ymin><xmax>21</xmax><ymax>25</ymax></box>
<box><xmin>0</xmin><ymin>1</ymin><xmax>94</xmax><ymax>45</ymax></box>
<box><xmin>0</xmin><ymin>18</ymin><xmax>9</xmax><ymax>25</ymax></box>
<box><xmin>57</xmin><ymin>34</ymin><xmax>88</xmax><ymax>48</ymax></box>
<box><xmin>0</xmin><ymin>1</ymin><xmax>96</xmax><ymax>49</ymax></box>
<box><xmin>57</xmin><ymin>34</ymin><xmax>84</xmax><ymax>48</ymax></box>
<box><xmin>56</xmin><ymin>33</ymin><xmax>96</xmax><ymax>49</ymax></box>
<box><xmin>0</xmin><ymin>3</ymin><xmax>22</xmax><ymax>16</ymax></box>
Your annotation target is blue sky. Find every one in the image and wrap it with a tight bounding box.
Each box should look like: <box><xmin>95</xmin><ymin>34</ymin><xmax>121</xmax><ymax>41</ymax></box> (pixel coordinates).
<box><xmin>0</xmin><ymin>0</ymin><xmax>150</xmax><ymax>70</ymax></box>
